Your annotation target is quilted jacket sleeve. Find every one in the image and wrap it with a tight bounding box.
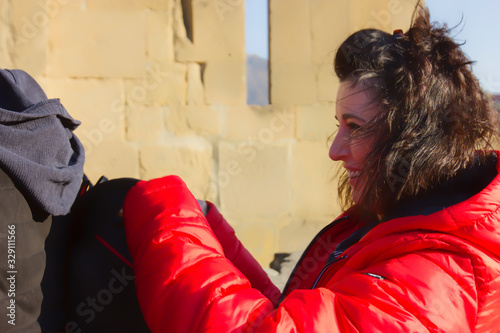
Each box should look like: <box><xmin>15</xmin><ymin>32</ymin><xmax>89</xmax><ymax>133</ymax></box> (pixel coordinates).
<box><xmin>123</xmin><ymin>176</ymin><xmax>479</xmax><ymax>333</ymax></box>
<box><xmin>204</xmin><ymin>201</ymin><xmax>281</xmax><ymax>305</ymax></box>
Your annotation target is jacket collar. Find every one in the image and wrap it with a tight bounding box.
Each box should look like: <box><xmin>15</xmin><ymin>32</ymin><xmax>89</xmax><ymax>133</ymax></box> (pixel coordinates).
<box><xmin>360</xmin><ymin>151</ymin><xmax>500</xmax><ymax>256</ymax></box>
<box><xmin>382</xmin><ymin>152</ymin><xmax>498</xmax><ymax>222</ymax></box>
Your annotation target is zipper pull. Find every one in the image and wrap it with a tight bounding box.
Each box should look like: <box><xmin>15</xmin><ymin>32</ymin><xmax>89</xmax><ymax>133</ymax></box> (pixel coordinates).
<box><xmin>311</xmin><ymin>254</ymin><xmax>348</xmax><ymax>289</ymax></box>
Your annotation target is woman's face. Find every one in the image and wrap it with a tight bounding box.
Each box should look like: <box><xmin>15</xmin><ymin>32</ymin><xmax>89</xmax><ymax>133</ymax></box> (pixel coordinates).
<box><xmin>329</xmin><ymin>80</ymin><xmax>381</xmax><ymax>203</ymax></box>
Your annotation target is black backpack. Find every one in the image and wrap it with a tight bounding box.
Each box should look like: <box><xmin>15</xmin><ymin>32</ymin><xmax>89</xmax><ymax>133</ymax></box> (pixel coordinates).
<box><xmin>63</xmin><ymin>176</ymin><xmax>150</xmax><ymax>332</ymax></box>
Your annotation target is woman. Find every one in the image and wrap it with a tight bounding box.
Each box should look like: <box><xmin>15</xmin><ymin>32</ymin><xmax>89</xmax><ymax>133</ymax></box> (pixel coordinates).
<box><xmin>123</xmin><ymin>6</ymin><xmax>500</xmax><ymax>332</ymax></box>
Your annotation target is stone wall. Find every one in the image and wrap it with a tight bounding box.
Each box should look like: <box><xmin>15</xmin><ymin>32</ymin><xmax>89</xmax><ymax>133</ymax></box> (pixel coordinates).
<box><xmin>0</xmin><ymin>0</ymin><xmax>417</xmax><ymax>265</ymax></box>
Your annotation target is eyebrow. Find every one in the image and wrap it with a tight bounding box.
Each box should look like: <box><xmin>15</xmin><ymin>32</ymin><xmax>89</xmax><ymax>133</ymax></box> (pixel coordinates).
<box><xmin>335</xmin><ymin>113</ymin><xmax>367</xmax><ymax>122</ymax></box>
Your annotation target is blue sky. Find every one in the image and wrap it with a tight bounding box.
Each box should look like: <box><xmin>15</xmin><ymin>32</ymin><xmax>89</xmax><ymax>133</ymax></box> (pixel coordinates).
<box><xmin>245</xmin><ymin>0</ymin><xmax>500</xmax><ymax>94</ymax></box>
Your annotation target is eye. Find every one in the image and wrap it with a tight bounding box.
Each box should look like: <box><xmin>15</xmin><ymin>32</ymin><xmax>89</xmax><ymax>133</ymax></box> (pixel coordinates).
<box><xmin>347</xmin><ymin>122</ymin><xmax>361</xmax><ymax>130</ymax></box>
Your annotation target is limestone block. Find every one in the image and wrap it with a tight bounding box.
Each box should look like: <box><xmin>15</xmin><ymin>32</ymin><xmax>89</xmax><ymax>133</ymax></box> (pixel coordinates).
<box><xmin>174</xmin><ymin>0</ymin><xmax>245</xmax><ymax>62</ymax></box>
<box><xmin>124</xmin><ymin>62</ymin><xmax>187</xmax><ymax>107</ymax></box>
<box><xmin>10</xmin><ymin>0</ymin><xmax>50</xmax><ymax>75</ymax></box>
<box><xmin>186</xmin><ymin>62</ymin><xmax>205</xmax><ymax>105</ymax></box>
<box><xmin>278</xmin><ymin>219</ymin><xmax>330</xmax><ymax>254</ymax></box>
<box><xmin>348</xmin><ymin>0</ymin><xmax>416</xmax><ymax>33</ymax></box>
<box><xmin>41</xmin><ymin>78</ymin><xmax>126</xmax><ymax>156</ymax></box>
<box><xmin>48</xmin><ymin>9</ymin><xmax>146</xmax><ymax>78</ymax></box>
<box><xmin>204</xmin><ymin>61</ymin><xmax>245</xmax><ymax>105</ymax></box>
<box><xmin>384</xmin><ymin>0</ymin><xmax>419</xmax><ymax>32</ymax></box>
<box><xmin>291</xmin><ymin>141</ymin><xmax>341</xmax><ymax>221</ymax></box>
<box><xmin>164</xmin><ymin>106</ymin><xmax>191</xmax><ymax>136</ymax></box>
<box><xmin>126</xmin><ymin>105</ymin><xmax>165</xmax><ymax>142</ymax></box>
<box><xmin>50</xmin><ymin>0</ymin><xmax>86</xmax><ymax>11</ymax></box>
<box><xmin>269</xmin><ymin>0</ymin><xmax>311</xmax><ymax>65</ymax></box>
<box><xmin>172</xmin><ymin>0</ymin><xmax>195</xmax><ymax>60</ymax></box>
<box><xmin>349</xmin><ymin>1</ymin><xmax>386</xmax><ymax>31</ymax></box>
<box><xmin>147</xmin><ymin>9</ymin><xmax>175</xmax><ymax>63</ymax></box>
<box><xmin>83</xmin><ymin>141</ymin><xmax>140</xmax><ymax>183</ymax></box>
<box><xmin>0</xmin><ymin>1</ymin><xmax>13</xmax><ymax>67</ymax></box>
<box><xmin>0</xmin><ymin>2</ymin><xmax>9</xmax><ymax>27</ymax></box>
<box><xmin>310</xmin><ymin>0</ymin><xmax>350</xmax><ymax>65</ymax></box>
<box><xmin>296</xmin><ymin>104</ymin><xmax>336</xmax><ymax>141</ymax></box>
<box><xmin>185</xmin><ymin>105</ymin><xmax>223</xmax><ymax>135</ymax></box>
<box><xmin>0</xmin><ymin>35</ymin><xmax>13</xmax><ymax>69</ymax></box>
<box><xmin>270</xmin><ymin>63</ymin><xmax>317</xmax><ymax>104</ymax></box>
<box><xmin>193</xmin><ymin>0</ymin><xmax>245</xmax><ymax>60</ymax></box>
<box><xmin>218</xmin><ymin>140</ymin><xmax>292</xmax><ymax>220</ymax></box>
<box><xmin>146</xmin><ymin>0</ymin><xmax>173</xmax><ymax>11</ymax></box>
<box><xmin>84</xmin><ymin>0</ymin><xmax>172</xmax><ymax>11</ymax></box>
<box><xmin>139</xmin><ymin>140</ymin><xmax>213</xmax><ymax>199</ymax></box>
<box><xmin>225</xmin><ymin>105</ymin><xmax>295</xmax><ymax>141</ymax></box>
<box><xmin>317</xmin><ymin>62</ymin><xmax>339</xmax><ymax>103</ymax></box>
<box><xmin>233</xmin><ymin>218</ymin><xmax>285</xmax><ymax>267</ymax></box>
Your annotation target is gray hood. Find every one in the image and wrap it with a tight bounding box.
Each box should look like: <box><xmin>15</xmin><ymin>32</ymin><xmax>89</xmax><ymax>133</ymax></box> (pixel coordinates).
<box><xmin>0</xmin><ymin>69</ymin><xmax>85</xmax><ymax>221</ymax></box>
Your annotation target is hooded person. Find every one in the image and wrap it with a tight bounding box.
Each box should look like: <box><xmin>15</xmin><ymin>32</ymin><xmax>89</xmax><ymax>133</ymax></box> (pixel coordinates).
<box><xmin>0</xmin><ymin>69</ymin><xmax>85</xmax><ymax>332</ymax></box>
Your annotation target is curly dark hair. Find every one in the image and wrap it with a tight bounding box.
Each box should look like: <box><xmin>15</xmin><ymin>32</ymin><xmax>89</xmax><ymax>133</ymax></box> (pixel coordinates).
<box><xmin>333</xmin><ymin>5</ymin><xmax>499</xmax><ymax>214</ymax></box>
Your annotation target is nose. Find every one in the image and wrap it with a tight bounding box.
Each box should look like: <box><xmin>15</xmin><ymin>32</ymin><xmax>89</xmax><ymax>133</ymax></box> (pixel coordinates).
<box><xmin>329</xmin><ymin>130</ymin><xmax>348</xmax><ymax>161</ymax></box>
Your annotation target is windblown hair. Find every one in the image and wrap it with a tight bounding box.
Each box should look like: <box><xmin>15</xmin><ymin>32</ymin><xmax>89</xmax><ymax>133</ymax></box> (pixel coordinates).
<box><xmin>334</xmin><ymin>5</ymin><xmax>499</xmax><ymax>214</ymax></box>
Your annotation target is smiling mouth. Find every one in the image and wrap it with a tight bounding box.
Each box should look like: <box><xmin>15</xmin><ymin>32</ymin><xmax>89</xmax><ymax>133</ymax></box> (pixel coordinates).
<box><xmin>346</xmin><ymin>170</ymin><xmax>361</xmax><ymax>178</ymax></box>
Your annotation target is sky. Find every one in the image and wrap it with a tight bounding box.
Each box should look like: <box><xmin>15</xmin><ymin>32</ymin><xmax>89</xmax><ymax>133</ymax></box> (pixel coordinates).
<box><xmin>245</xmin><ymin>0</ymin><xmax>500</xmax><ymax>94</ymax></box>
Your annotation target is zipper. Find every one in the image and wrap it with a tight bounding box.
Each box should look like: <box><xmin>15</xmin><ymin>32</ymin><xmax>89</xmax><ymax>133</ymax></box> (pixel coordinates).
<box><xmin>311</xmin><ymin>254</ymin><xmax>348</xmax><ymax>289</ymax></box>
<box><xmin>277</xmin><ymin>215</ymin><xmax>350</xmax><ymax>306</ymax></box>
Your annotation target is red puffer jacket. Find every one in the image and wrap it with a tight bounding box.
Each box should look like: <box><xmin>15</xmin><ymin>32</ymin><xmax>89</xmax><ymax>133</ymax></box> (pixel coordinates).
<box><xmin>124</xmin><ymin>163</ymin><xmax>500</xmax><ymax>332</ymax></box>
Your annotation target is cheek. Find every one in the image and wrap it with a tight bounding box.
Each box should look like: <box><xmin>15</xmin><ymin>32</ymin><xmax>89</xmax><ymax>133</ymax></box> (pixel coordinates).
<box><xmin>350</xmin><ymin>138</ymin><xmax>373</xmax><ymax>165</ymax></box>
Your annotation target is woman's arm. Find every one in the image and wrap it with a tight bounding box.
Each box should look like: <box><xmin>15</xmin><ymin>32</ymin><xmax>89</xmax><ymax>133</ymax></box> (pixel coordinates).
<box><xmin>124</xmin><ymin>176</ymin><xmax>274</xmax><ymax>332</ymax></box>
<box><xmin>203</xmin><ymin>201</ymin><xmax>281</xmax><ymax>304</ymax></box>
<box><xmin>124</xmin><ymin>176</ymin><xmax>478</xmax><ymax>332</ymax></box>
